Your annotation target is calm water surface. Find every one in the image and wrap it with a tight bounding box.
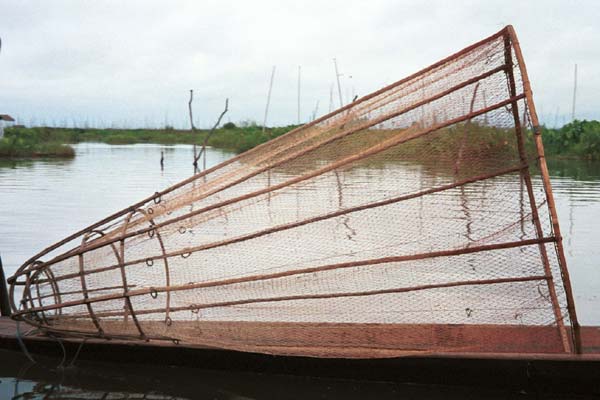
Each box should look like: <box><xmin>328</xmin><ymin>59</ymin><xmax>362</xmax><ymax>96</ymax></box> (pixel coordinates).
<box><xmin>0</xmin><ymin>143</ymin><xmax>599</xmax><ymax>398</ymax></box>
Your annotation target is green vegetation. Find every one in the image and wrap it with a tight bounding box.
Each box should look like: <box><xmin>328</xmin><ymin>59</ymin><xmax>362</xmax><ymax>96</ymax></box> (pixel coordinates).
<box><xmin>542</xmin><ymin>120</ymin><xmax>600</xmax><ymax>160</ymax></box>
<box><xmin>2</xmin><ymin>119</ymin><xmax>599</xmax><ymax>161</ymax></box>
<box><xmin>0</xmin><ymin>129</ymin><xmax>75</xmax><ymax>158</ymax></box>
<box><xmin>1</xmin><ymin>123</ymin><xmax>298</xmax><ymax>157</ymax></box>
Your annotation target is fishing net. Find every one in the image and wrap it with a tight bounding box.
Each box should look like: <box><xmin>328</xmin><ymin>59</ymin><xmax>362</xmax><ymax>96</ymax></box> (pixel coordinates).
<box><xmin>9</xmin><ymin>26</ymin><xmax>581</xmax><ymax>358</ymax></box>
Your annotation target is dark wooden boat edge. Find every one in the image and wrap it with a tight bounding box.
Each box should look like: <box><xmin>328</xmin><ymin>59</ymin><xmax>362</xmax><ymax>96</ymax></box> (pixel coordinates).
<box><xmin>2</xmin><ymin>317</ymin><xmax>599</xmax><ymax>393</ymax></box>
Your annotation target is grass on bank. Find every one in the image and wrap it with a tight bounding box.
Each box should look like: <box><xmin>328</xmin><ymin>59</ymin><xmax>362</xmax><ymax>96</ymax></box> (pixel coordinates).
<box><xmin>0</xmin><ymin>132</ymin><xmax>75</xmax><ymax>158</ymax></box>
<box><xmin>1</xmin><ymin>122</ymin><xmax>298</xmax><ymax>157</ymax></box>
<box><xmin>1</xmin><ymin>119</ymin><xmax>599</xmax><ymax>160</ymax></box>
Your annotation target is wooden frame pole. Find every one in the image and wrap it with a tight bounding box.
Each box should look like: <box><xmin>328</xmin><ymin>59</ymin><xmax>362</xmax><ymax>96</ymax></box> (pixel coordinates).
<box><xmin>506</xmin><ymin>25</ymin><xmax>582</xmax><ymax>354</ymax></box>
<box><xmin>502</xmin><ymin>32</ymin><xmax>571</xmax><ymax>353</ymax></box>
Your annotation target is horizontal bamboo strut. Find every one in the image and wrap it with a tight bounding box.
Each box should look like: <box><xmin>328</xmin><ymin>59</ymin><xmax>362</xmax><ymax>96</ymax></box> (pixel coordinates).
<box><xmin>56</xmin><ymin>275</ymin><xmax>552</xmax><ymax>320</ymax></box>
<box><xmin>10</xmin><ymin>26</ymin><xmax>581</xmax><ymax>358</ymax></box>
<box><xmin>13</xmin><ymin>237</ymin><xmax>556</xmax><ymax>318</ymax></box>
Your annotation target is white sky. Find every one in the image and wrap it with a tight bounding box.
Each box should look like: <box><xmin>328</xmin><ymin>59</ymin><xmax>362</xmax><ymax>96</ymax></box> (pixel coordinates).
<box><xmin>0</xmin><ymin>0</ymin><xmax>598</xmax><ymax>128</ymax></box>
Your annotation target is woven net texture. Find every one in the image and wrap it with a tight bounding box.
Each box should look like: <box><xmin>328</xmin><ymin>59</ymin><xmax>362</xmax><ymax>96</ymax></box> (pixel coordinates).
<box><xmin>10</xmin><ymin>26</ymin><xmax>578</xmax><ymax>358</ymax></box>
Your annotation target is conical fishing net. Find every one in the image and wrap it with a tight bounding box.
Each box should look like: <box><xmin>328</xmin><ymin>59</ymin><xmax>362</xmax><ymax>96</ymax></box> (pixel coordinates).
<box><xmin>9</xmin><ymin>26</ymin><xmax>581</xmax><ymax>358</ymax></box>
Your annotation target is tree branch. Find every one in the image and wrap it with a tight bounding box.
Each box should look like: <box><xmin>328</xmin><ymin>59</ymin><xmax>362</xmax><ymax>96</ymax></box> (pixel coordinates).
<box><xmin>194</xmin><ymin>98</ymin><xmax>229</xmax><ymax>168</ymax></box>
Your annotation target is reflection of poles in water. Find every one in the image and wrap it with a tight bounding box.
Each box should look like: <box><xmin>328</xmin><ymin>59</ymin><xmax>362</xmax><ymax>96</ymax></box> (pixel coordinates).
<box><xmin>569</xmin><ymin>188</ymin><xmax>574</xmax><ymax>250</ymax></box>
<box><xmin>418</xmin><ymin>167</ymin><xmax>424</xmax><ymax>240</ymax></box>
<box><xmin>160</xmin><ymin>150</ymin><xmax>164</xmax><ymax>171</ymax></box>
<box><xmin>519</xmin><ymin>174</ymin><xmax>526</xmax><ymax>240</ymax></box>
<box><xmin>460</xmin><ymin>185</ymin><xmax>474</xmax><ymax>245</ymax></box>
<box><xmin>454</xmin><ymin>82</ymin><xmax>480</xmax><ymax>175</ymax></box>
<box><xmin>295</xmin><ymin>181</ymin><xmax>300</xmax><ymax>223</ymax></box>
<box><xmin>455</xmin><ymin>83</ymin><xmax>480</xmax><ymax>248</ymax></box>
<box><xmin>334</xmin><ymin>169</ymin><xmax>355</xmax><ymax>240</ymax></box>
<box><xmin>267</xmin><ymin>168</ymin><xmax>273</xmax><ymax>223</ymax></box>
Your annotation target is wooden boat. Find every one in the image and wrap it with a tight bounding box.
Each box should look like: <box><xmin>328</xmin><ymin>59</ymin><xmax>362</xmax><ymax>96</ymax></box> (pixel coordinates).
<box><xmin>7</xmin><ymin>25</ymin><xmax>592</xmax><ymax>360</ymax></box>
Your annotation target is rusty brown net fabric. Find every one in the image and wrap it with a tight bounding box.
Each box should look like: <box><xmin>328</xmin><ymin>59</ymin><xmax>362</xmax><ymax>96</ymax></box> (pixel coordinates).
<box><xmin>9</xmin><ymin>26</ymin><xmax>579</xmax><ymax>358</ymax></box>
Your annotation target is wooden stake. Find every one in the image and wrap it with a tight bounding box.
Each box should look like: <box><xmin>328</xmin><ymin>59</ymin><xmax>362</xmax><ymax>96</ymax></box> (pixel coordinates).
<box><xmin>571</xmin><ymin>63</ymin><xmax>577</xmax><ymax>121</ymax></box>
<box><xmin>333</xmin><ymin>58</ymin><xmax>343</xmax><ymax>107</ymax></box>
<box><xmin>263</xmin><ymin>66</ymin><xmax>276</xmax><ymax>134</ymax></box>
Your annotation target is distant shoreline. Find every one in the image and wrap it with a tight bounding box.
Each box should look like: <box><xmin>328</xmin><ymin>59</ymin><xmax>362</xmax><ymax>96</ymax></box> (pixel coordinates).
<box><xmin>1</xmin><ymin>120</ymin><xmax>599</xmax><ymax>160</ymax></box>
<box><xmin>0</xmin><ymin>124</ymin><xmax>297</xmax><ymax>158</ymax></box>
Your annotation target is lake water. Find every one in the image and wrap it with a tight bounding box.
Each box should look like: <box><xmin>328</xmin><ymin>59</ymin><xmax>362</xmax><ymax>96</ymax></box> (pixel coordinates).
<box><xmin>0</xmin><ymin>143</ymin><xmax>599</xmax><ymax>397</ymax></box>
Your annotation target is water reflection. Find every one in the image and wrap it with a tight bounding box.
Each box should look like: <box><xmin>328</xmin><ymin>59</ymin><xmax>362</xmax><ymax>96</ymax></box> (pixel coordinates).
<box><xmin>1</xmin><ymin>349</ymin><xmax>593</xmax><ymax>399</ymax></box>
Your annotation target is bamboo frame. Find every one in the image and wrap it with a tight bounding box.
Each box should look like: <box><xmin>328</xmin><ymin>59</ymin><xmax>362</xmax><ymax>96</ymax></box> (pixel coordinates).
<box><xmin>65</xmin><ymin>275</ymin><xmax>551</xmax><ymax>320</ymax></box>
<box><xmin>8</xmin><ymin>26</ymin><xmax>582</xmax><ymax>357</ymax></box>
<box><xmin>78</xmin><ymin>231</ymin><xmax>104</xmax><ymax>336</ymax></box>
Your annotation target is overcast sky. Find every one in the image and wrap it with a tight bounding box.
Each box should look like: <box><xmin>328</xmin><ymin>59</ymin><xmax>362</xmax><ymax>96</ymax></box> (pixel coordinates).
<box><xmin>0</xmin><ymin>0</ymin><xmax>598</xmax><ymax>129</ymax></box>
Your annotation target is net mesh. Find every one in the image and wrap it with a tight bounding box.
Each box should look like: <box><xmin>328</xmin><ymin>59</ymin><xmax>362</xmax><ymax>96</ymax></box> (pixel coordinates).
<box><xmin>10</xmin><ymin>26</ymin><xmax>578</xmax><ymax>358</ymax></box>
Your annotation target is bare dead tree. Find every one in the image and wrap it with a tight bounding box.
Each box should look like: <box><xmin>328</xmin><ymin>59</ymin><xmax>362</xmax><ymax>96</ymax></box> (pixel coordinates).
<box><xmin>194</xmin><ymin>98</ymin><xmax>229</xmax><ymax>172</ymax></box>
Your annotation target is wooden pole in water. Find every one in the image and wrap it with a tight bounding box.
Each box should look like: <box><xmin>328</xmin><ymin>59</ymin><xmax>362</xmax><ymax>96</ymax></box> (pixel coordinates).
<box><xmin>263</xmin><ymin>66</ymin><xmax>276</xmax><ymax>134</ymax></box>
<box><xmin>571</xmin><ymin>63</ymin><xmax>577</xmax><ymax>121</ymax></box>
<box><xmin>329</xmin><ymin>84</ymin><xmax>334</xmax><ymax>113</ymax></box>
<box><xmin>333</xmin><ymin>58</ymin><xmax>343</xmax><ymax>107</ymax></box>
<box><xmin>188</xmin><ymin>89</ymin><xmax>198</xmax><ymax>172</ymax></box>
<box><xmin>0</xmin><ymin>254</ymin><xmax>11</xmax><ymax>316</ymax></box>
<box><xmin>297</xmin><ymin>65</ymin><xmax>301</xmax><ymax>124</ymax></box>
